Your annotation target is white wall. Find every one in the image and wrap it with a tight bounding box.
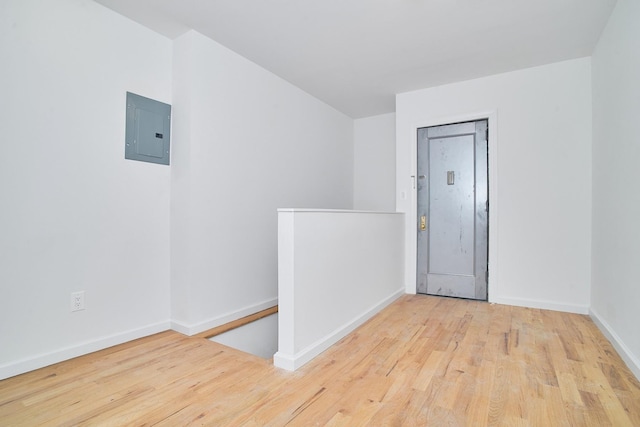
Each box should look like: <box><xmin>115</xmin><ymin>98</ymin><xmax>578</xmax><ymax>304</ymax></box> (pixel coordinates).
<box><xmin>396</xmin><ymin>58</ymin><xmax>593</xmax><ymax>313</ymax></box>
<box><xmin>275</xmin><ymin>209</ymin><xmax>404</xmax><ymax>370</ymax></box>
<box><xmin>0</xmin><ymin>0</ymin><xmax>173</xmax><ymax>379</ymax></box>
<box><xmin>210</xmin><ymin>314</ymin><xmax>279</xmax><ymax>359</ymax></box>
<box><xmin>170</xmin><ymin>31</ymin><xmax>354</xmax><ymax>334</ymax></box>
<box><xmin>354</xmin><ymin>113</ymin><xmax>396</xmax><ymax>211</ymax></box>
<box><xmin>590</xmin><ymin>0</ymin><xmax>640</xmax><ymax>378</ymax></box>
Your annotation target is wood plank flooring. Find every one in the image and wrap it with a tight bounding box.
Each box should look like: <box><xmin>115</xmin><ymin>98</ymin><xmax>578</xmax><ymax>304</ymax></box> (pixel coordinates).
<box><xmin>1</xmin><ymin>295</ymin><xmax>639</xmax><ymax>426</ymax></box>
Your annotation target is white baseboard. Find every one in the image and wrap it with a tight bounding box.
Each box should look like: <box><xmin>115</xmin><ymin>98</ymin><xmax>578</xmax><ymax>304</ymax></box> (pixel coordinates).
<box><xmin>171</xmin><ymin>297</ymin><xmax>278</xmax><ymax>336</ymax></box>
<box><xmin>490</xmin><ymin>296</ymin><xmax>589</xmax><ymax>314</ymax></box>
<box><xmin>590</xmin><ymin>308</ymin><xmax>640</xmax><ymax>381</ymax></box>
<box><xmin>0</xmin><ymin>320</ymin><xmax>171</xmax><ymax>381</ymax></box>
<box><xmin>272</xmin><ymin>352</ymin><xmax>296</xmax><ymax>371</ymax></box>
<box><xmin>274</xmin><ymin>289</ymin><xmax>404</xmax><ymax>371</ymax></box>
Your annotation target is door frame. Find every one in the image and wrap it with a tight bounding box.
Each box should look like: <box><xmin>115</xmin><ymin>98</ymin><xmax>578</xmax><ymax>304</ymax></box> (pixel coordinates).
<box><xmin>405</xmin><ymin>111</ymin><xmax>498</xmax><ymax>300</ymax></box>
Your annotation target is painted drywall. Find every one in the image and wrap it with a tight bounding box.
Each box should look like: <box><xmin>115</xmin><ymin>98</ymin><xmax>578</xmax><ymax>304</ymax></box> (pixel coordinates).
<box><xmin>353</xmin><ymin>113</ymin><xmax>396</xmax><ymax>211</ymax></box>
<box><xmin>170</xmin><ymin>31</ymin><xmax>354</xmax><ymax>334</ymax></box>
<box><xmin>0</xmin><ymin>0</ymin><xmax>172</xmax><ymax>379</ymax></box>
<box><xmin>590</xmin><ymin>0</ymin><xmax>640</xmax><ymax>378</ymax></box>
<box><xmin>209</xmin><ymin>314</ymin><xmax>279</xmax><ymax>359</ymax></box>
<box><xmin>275</xmin><ymin>209</ymin><xmax>404</xmax><ymax>370</ymax></box>
<box><xmin>396</xmin><ymin>58</ymin><xmax>593</xmax><ymax>313</ymax></box>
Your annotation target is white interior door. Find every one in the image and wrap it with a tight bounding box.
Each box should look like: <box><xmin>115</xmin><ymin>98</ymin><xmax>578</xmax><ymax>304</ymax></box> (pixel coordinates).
<box><xmin>417</xmin><ymin>120</ymin><xmax>488</xmax><ymax>300</ymax></box>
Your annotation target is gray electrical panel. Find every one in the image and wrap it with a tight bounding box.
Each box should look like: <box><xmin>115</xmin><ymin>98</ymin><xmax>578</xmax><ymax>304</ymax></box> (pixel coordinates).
<box><xmin>125</xmin><ymin>92</ymin><xmax>171</xmax><ymax>165</ymax></box>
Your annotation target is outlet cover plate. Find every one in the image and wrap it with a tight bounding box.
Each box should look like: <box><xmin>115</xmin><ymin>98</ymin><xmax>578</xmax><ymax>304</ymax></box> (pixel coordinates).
<box><xmin>71</xmin><ymin>291</ymin><xmax>85</xmax><ymax>312</ymax></box>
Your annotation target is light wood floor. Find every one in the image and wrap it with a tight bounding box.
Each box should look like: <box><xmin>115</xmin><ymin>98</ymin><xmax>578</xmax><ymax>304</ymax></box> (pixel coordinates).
<box><xmin>2</xmin><ymin>295</ymin><xmax>639</xmax><ymax>426</ymax></box>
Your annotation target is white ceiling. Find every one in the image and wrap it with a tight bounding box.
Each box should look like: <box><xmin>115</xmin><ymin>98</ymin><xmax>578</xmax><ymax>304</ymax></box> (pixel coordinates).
<box><xmin>94</xmin><ymin>0</ymin><xmax>616</xmax><ymax>118</ymax></box>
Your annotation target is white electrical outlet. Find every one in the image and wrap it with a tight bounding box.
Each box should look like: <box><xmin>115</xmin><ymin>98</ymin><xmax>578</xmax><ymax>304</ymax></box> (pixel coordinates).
<box><xmin>71</xmin><ymin>291</ymin><xmax>85</xmax><ymax>312</ymax></box>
